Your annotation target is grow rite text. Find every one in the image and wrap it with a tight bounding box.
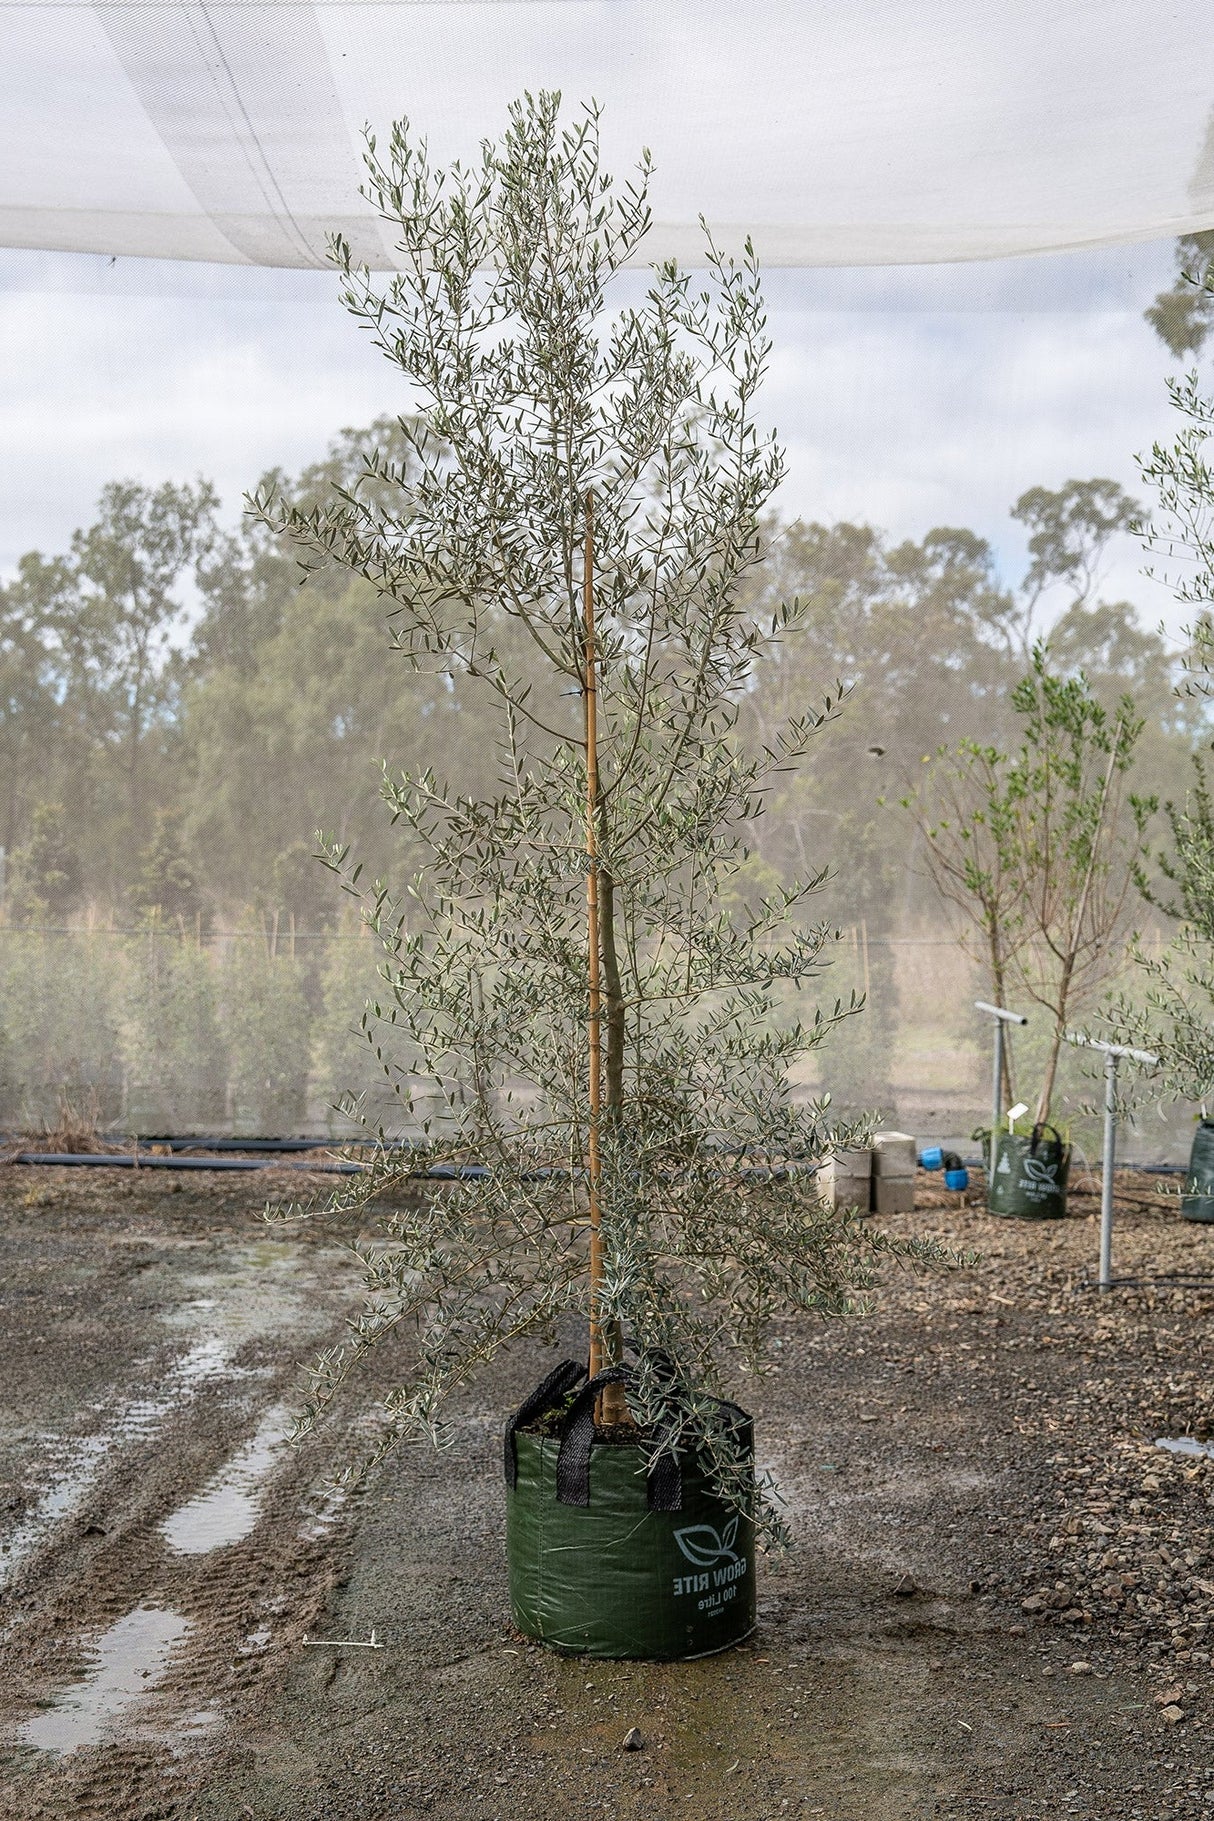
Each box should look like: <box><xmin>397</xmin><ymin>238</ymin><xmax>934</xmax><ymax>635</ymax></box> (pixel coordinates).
<box><xmin>673</xmin><ymin>1556</ymin><xmax>749</xmax><ymax>1600</ymax></box>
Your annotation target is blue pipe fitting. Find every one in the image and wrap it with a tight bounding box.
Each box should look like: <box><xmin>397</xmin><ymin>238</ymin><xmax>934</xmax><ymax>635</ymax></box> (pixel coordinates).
<box><xmin>918</xmin><ymin>1144</ymin><xmax>968</xmax><ymax>1191</ymax></box>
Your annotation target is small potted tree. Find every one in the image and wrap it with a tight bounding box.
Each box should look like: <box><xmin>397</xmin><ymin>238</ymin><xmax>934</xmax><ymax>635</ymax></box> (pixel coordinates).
<box><xmin>910</xmin><ymin>646</ymin><xmax>1151</xmax><ymax>1217</ymax></box>
<box><xmin>259</xmin><ymin>93</ymin><xmax>944</xmax><ymax>1658</ymax></box>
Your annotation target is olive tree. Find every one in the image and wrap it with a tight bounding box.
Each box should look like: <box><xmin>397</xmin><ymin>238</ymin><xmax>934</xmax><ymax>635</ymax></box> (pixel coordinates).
<box><xmin>256</xmin><ymin>93</ymin><xmax>942</xmax><ymax>1541</ymax></box>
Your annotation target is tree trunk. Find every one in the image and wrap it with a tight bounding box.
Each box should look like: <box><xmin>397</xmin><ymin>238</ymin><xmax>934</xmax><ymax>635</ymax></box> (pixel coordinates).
<box><xmin>1035</xmin><ymin>730</ymin><xmax>1121</xmax><ymax>1129</ymax></box>
<box><xmin>1035</xmin><ymin>953</ymin><xmax>1074</xmax><ymax>1128</ymax></box>
<box><xmin>990</xmin><ymin>953</ymin><xmax>1015</xmax><ymax>1105</ymax></box>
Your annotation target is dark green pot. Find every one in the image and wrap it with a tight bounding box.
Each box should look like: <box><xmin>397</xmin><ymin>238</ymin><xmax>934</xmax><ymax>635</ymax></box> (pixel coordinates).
<box><xmin>1182</xmin><ymin>1119</ymin><xmax>1214</xmax><ymax>1223</ymax></box>
<box><xmin>986</xmin><ymin>1125</ymin><xmax>1070</xmax><ymax>1220</ymax></box>
<box><xmin>504</xmin><ymin>1366</ymin><xmax>756</xmax><ymax>1660</ymax></box>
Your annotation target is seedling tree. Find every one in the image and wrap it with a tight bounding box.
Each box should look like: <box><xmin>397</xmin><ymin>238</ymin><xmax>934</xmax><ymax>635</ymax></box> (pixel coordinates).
<box><xmin>255</xmin><ymin>93</ymin><xmax>942</xmax><ymax>1540</ymax></box>
<box><xmin>909</xmin><ymin>646</ymin><xmax>1151</xmax><ymax>1125</ymax></box>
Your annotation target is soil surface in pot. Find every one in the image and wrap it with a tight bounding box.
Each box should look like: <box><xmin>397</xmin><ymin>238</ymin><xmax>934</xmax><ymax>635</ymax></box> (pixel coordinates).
<box><xmin>0</xmin><ymin>1160</ymin><xmax>1212</xmax><ymax>1819</ymax></box>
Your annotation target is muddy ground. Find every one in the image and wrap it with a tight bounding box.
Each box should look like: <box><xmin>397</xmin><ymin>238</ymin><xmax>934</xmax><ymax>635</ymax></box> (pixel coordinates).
<box><xmin>0</xmin><ymin>1162</ymin><xmax>1213</xmax><ymax>1820</ymax></box>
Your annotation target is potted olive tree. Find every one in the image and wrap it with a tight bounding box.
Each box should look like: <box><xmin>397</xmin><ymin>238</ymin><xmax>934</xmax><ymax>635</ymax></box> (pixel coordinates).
<box><xmin>909</xmin><ymin>645</ymin><xmax>1151</xmax><ymax>1217</ymax></box>
<box><xmin>259</xmin><ymin>93</ymin><xmax>943</xmax><ymax>1659</ymax></box>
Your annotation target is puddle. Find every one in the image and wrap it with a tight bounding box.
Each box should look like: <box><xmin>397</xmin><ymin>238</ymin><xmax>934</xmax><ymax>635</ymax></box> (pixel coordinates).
<box><xmin>0</xmin><ymin>1242</ymin><xmax>334</xmax><ymax>1599</ymax></box>
<box><xmin>1155</xmin><ymin>1436</ymin><xmax>1214</xmax><ymax>1459</ymax></box>
<box><xmin>20</xmin><ymin>1605</ymin><xmax>190</xmax><ymax>1754</ymax></box>
<box><xmin>161</xmin><ymin>1243</ymin><xmax>323</xmax><ymax>1346</ymax></box>
<box><xmin>0</xmin><ymin>1338</ymin><xmax>240</xmax><ymax>1597</ymax></box>
<box><xmin>160</xmin><ymin>1404</ymin><xmax>293</xmax><ymax>1554</ymax></box>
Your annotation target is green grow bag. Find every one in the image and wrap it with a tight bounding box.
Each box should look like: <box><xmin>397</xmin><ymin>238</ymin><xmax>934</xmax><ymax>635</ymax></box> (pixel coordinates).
<box><xmin>986</xmin><ymin>1124</ymin><xmax>1071</xmax><ymax>1220</ymax></box>
<box><xmin>504</xmin><ymin>1363</ymin><xmax>756</xmax><ymax>1661</ymax></box>
<box><xmin>1182</xmin><ymin>1119</ymin><xmax>1214</xmax><ymax>1223</ymax></box>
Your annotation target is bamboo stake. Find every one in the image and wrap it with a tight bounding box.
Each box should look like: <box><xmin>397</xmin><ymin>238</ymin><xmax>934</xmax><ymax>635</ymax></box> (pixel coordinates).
<box><xmin>584</xmin><ymin>490</ymin><xmax>606</xmax><ymax>1392</ymax></box>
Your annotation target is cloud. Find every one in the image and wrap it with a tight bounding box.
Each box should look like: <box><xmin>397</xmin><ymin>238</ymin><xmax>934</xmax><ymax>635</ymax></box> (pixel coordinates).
<box><xmin>0</xmin><ymin>239</ymin><xmax>1196</xmax><ymax>637</ymax></box>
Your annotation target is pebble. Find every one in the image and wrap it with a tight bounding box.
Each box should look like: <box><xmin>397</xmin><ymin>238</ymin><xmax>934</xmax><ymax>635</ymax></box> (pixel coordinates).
<box><xmin>621</xmin><ymin>1728</ymin><xmax>645</xmax><ymax>1752</ymax></box>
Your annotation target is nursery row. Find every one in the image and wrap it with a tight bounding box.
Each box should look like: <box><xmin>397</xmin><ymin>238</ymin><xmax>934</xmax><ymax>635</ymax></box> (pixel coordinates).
<box><xmin>0</xmin><ymin>921</ymin><xmax>1193</xmax><ymax>1155</ymax></box>
<box><xmin>0</xmin><ymin>922</ymin><xmax>402</xmax><ymax>1137</ymax></box>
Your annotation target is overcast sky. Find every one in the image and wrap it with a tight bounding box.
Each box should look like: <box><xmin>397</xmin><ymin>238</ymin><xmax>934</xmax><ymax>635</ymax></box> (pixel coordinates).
<box><xmin>0</xmin><ymin>234</ymin><xmax>1201</xmax><ymax>636</ymax></box>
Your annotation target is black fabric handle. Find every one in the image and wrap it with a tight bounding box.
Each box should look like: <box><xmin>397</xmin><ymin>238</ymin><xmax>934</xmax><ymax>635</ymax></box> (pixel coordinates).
<box><xmin>503</xmin><ymin>1357</ymin><xmax>586</xmax><ymax>1489</ymax></box>
<box><xmin>553</xmin><ymin>1368</ymin><xmax>683</xmax><ymax>1513</ymax></box>
<box><xmin>553</xmin><ymin>1369</ymin><xmax>626</xmax><ymax>1507</ymax></box>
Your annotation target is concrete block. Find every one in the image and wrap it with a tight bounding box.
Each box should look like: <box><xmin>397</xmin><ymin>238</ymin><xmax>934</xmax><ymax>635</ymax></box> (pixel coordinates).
<box><xmin>872</xmin><ymin>1131</ymin><xmax>917</xmax><ymax>1177</ymax></box>
<box><xmin>819</xmin><ymin>1150</ymin><xmax>871</xmax><ymax>1210</ymax></box>
<box><xmin>871</xmin><ymin>1174</ymin><xmax>916</xmax><ymax>1216</ymax></box>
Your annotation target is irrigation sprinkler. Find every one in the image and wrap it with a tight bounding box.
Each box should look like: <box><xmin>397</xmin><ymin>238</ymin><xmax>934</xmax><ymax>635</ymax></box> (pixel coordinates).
<box><xmin>975</xmin><ymin>1002</ymin><xmax>1029</xmax><ymax>1183</ymax></box>
<box><xmin>1064</xmin><ymin>1034</ymin><xmax>1159</xmax><ymax>1291</ymax></box>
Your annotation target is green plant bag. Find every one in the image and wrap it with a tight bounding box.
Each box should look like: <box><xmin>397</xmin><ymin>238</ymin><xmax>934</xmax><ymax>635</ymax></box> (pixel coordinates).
<box><xmin>985</xmin><ymin>1123</ymin><xmax>1071</xmax><ymax>1220</ymax></box>
<box><xmin>504</xmin><ymin>1364</ymin><xmax>756</xmax><ymax>1660</ymax></box>
<box><xmin>1182</xmin><ymin>1119</ymin><xmax>1214</xmax><ymax>1223</ymax></box>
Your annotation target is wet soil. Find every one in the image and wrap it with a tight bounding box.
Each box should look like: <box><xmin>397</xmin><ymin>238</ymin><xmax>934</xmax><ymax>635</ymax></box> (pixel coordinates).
<box><xmin>0</xmin><ymin>1164</ymin><xmax>1212</xmax><ymax>1819</ymax></box>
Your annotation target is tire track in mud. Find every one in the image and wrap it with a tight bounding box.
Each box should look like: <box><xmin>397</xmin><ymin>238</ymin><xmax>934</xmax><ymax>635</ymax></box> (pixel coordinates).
<box><xmin>0</xmin><ymin>1219</ymin><xmax>367</xmax><ymax>1821</ymax></box>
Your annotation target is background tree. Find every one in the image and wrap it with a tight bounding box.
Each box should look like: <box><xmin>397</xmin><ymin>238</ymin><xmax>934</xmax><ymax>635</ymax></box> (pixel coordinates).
<box><xmin>0</xmin><ymin>554</ymin><xmax>78</xmax><ymax>860</ymax></box>
<box><xmin>1146</xmin><ymin>231</ymin><xmax>1214</xmax><ymax>360</ymax></box>
<box><xmin>1111</xmin><ymin>755</ymin><xmax>1214</xmax><ymax>1105</ymax></box>
<box><xmin>1009</xmin><ymin>478</ymin><xmax>1142</xmax><ymax>653</ymax></box>
<box><xmin>128</xmin><ymin>808</ymin><xmax>203</xmax><ymax>928</ymax></box>
<box><xmin>903</xmin><ymin>740</ymin><xmax>1031</xmax><ymax>1101</ymax></box>
<box><xmin>1109</xmin><ymin>349</ymin><xmax>1214</xmax><ymax>1100</ymax></box>
<box><xmin>909</xmin><ymin>647</ymin><xmax>1152</xmax><ymax>1125</ymax></box>
<box><xmin>7</xmin><ymin>802</ymin><xmax>81</xmax><ymax>925</ymax></box>
<box><xmin>69</xmin><ymin>478</ymin><xmax>218</xmax><ymax>823</ymax></box>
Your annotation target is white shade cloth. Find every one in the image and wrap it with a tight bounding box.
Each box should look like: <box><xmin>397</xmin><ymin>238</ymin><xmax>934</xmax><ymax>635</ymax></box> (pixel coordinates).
<box><xmin>3</xmin><ymin>0</ymin><xmax>1214</xmax><ymax>270</ymax></box>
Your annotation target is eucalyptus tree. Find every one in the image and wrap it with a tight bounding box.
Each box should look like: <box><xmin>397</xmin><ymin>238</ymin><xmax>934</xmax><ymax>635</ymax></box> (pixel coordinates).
<box><xmin>1146</xmin><ymin>231</ymin><xmax>1214</xmax><ymax>360</ymax></box>
<box><xmin>70</xmin><ymin>478</ymin><xmax>218</xmax><ymax>814</ymax></box>
<box><xmin>255</xmin><ymin>92</ymin><xmax>942</xmax><ymax>1540</ymax></box>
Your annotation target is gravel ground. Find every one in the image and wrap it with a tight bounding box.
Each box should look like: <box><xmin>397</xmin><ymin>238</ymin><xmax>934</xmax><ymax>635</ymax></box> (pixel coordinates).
<box><xmin>0</xmin><ymin>1162</ymin><xmax>1212</xmax><ymax>1820</ymax></box>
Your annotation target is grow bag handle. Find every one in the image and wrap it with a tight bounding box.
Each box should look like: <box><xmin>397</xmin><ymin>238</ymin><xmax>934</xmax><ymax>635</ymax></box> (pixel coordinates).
<box><xmin>503</xmin><ymin>1357</ymin><xmax>586</xmax><ymax>1490</ymax></box>
<box><xmin>1030</xmin><ymin>1122</ymin><xmax>1065</xmax><ymax>1156</ymax></box>
<box><xmin>554</xmin><ymin>1368</ymin><xmax>683</xmax><ymax>1514</ymax></box>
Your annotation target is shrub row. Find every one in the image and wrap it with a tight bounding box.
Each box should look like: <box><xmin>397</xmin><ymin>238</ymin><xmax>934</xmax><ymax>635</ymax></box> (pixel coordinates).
<box><xmin>0</xmin><ymin>920</ymin><xmax>405</xmax><ymax>1137</ymax></box>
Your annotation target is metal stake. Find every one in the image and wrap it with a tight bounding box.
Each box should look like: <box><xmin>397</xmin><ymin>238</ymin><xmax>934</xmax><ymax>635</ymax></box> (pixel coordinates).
<box><xmin>1064</xmin><ymin>1034</ymin><xmax>1158</xmax><ymax>1291</ymax></box>
<box><xmin>975</xmin><ymin>1002</ymin><xmax>1028</xmax><ymax>1184</ymax></box>
<box><xmin>1099</xmin><ymin>1048</ymin><xmax>1118</xmax><ymax>1292</ymax></box>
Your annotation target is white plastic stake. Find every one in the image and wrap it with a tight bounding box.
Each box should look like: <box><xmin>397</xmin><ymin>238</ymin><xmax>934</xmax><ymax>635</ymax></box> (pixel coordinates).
<box><xmin>302</xmin><ymin>1627</ymin><xmax>383</xmax><ymax>1649</ymax></box>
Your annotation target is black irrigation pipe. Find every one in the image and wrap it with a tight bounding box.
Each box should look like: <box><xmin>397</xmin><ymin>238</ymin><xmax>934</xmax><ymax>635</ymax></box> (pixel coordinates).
<box><xmin>7</xmin><ymin>1150</ymin><xmax>827</xmax><ymax>1182</ymax></box>
<box><xmin>138</xmin><ymin>1135</ymin><xmax>405</xmax><ymax>1153</ymax></box>
<box><xmin>10</xmin><ymin>1151</ymin><xmax>366</xmax><ymax>1175</ymax></box>
<box><xmin>0</xmin><ymin>1133</ymin><xmax>395</xmax><ymax>1154</ymax></box>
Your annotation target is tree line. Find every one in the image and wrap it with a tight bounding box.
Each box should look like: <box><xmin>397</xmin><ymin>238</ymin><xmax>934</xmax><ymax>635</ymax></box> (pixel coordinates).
<box><xmin>0</xmin><ymin>417</ymin><xmax>1206</xmax><ymax>938</ymax></box>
